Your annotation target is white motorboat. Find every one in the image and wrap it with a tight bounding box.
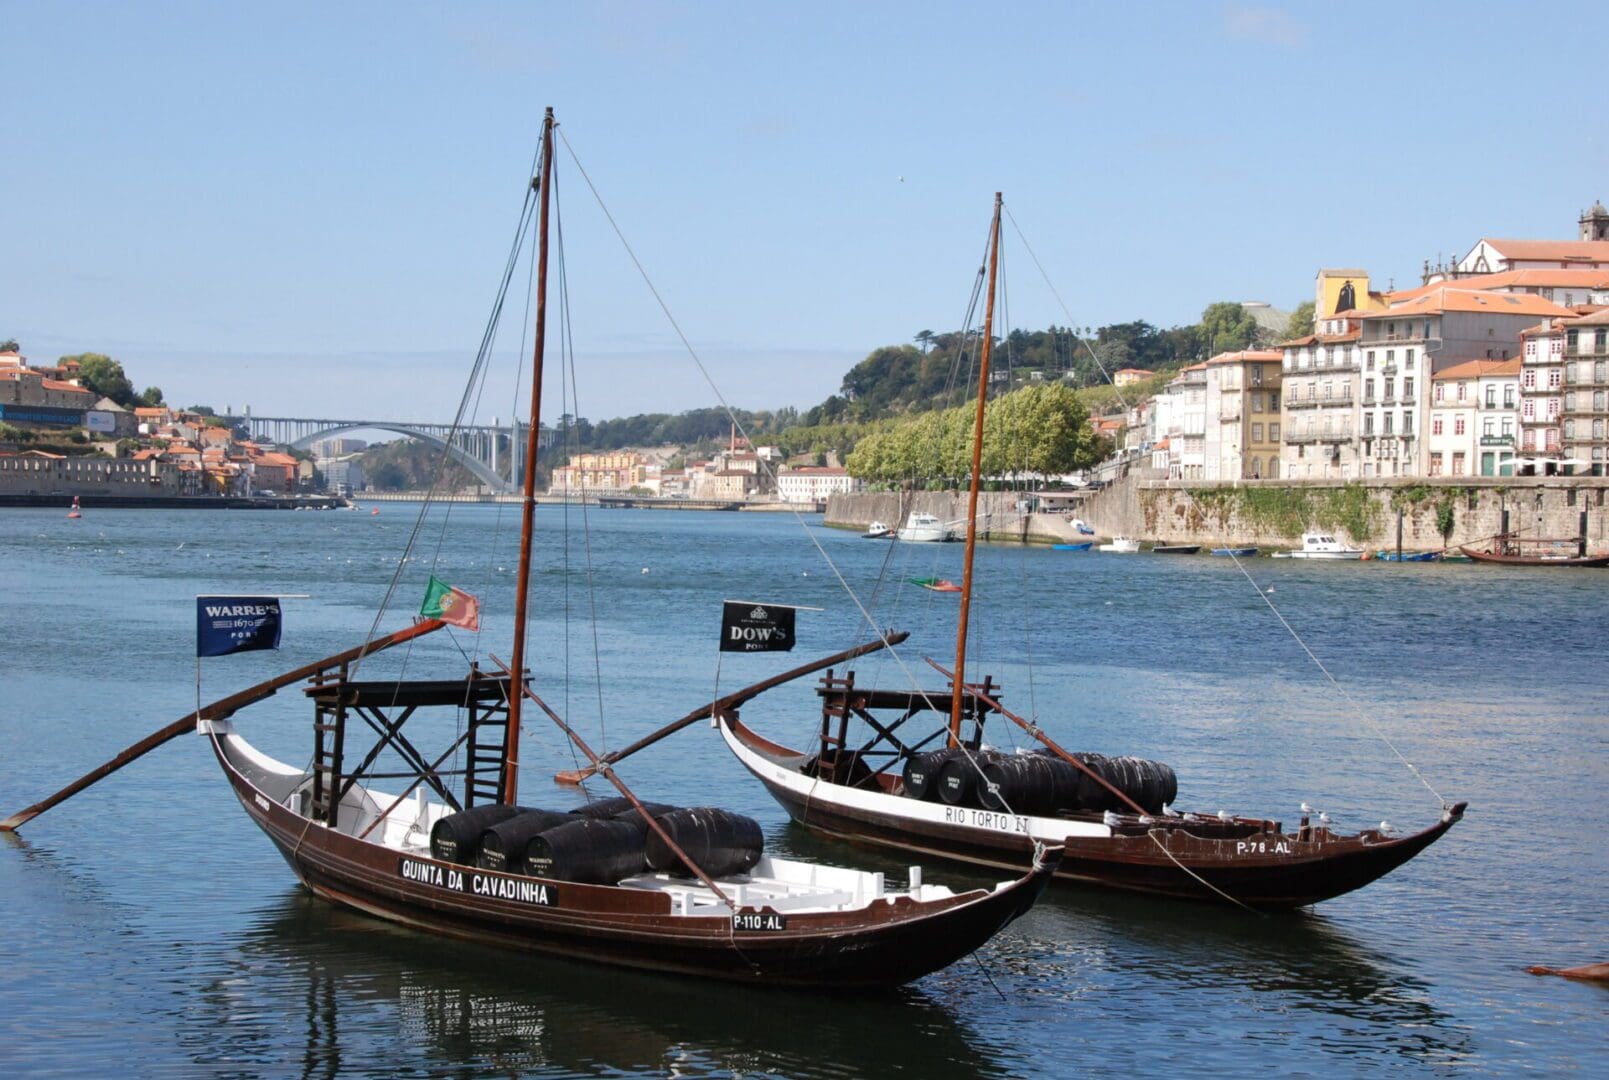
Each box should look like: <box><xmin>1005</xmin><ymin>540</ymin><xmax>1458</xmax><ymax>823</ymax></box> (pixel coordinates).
<box><xmin>897</xmin><ymin>512</ymin><xmax>956</xmax><ymax>543</ymax></box>
<box><xmin>1096</xmin><ymin>536</ymin><xmax>1140</xmax><ymax>553</ymax></box>
<box><xmin>862</xmin><ymin>520</ymin><xmax>894</xmax><ymax>539</ymax></box>
<box><xmin>1272</xmin><ymin>532</ymin><xmax>1365</xmax><ymax>560</ymax></box>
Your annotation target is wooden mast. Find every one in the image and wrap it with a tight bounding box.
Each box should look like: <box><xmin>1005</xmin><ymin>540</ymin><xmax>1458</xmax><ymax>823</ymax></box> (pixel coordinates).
<box><xmin>949</xmin><ymin>192</ymin><xmax>1002</xmax><ymax>748</ymax></box>
<box><xmin>503</xmin><ymin>106</ymin><xmax>555</xmax><ymax>806</ymax></box>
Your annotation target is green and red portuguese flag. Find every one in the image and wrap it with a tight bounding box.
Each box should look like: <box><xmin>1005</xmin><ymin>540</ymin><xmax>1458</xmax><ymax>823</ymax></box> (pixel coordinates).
<box><xmin>420</xmin><ymin>576</ymin><xmax>481</xmax><ymax>631</ymax></box>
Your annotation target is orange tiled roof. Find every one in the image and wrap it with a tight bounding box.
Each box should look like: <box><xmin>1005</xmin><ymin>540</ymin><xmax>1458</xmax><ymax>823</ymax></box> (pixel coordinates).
<box><xmin>1479</xmin><ymin>239</ymin><xmax>1609</xmax><ymax>263</ymax></box>
<box><xmin>1206</xmin><ymin>349</ymin><xmax>1282</xmax><ymax>365</ymax></box>
<box><xmin>1432</xmin><ymin>358</ymin><xmax>1523</xmax><ymax>381</ymax></box>
<box><xmin>1389</xmin><ymin>268</ymin><xmax>1609</xmax><ymax>304</ymax></box>
<box><xmin>1359</xmin><ymin>288</ymin><xmax>1574</xmax><ymax>319</ymax></box>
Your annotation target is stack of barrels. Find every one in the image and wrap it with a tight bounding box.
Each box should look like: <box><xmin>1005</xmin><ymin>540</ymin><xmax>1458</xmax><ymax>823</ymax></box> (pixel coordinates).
<box><xmin>902</xmin><ymin>746</ymin><xmax>1176</xmax><ymax>816</ymax></box>
<box><xmin>428</xmin><ymin>798</ymin><xmax>765</xmax><ymax>884</ymax></box>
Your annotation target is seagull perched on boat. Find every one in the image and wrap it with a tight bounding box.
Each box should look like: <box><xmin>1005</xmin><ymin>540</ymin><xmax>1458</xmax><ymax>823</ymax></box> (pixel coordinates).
<box><xmin>1379</xmin><ymin>820</ymin><xmax>1397</xmax><ymax>836</ymax></box>
<box><xmin>1300</xmin><ymin>801</ymin><xmax>1314</xmax><ymax>815</ymax></box>
<box><xmin>1217</xmin><ymin>810</ymin><xmax>1232</xmax><ymax>822</ymax></box>
<box><xmin>1319</xmin><ymin>812</ymin><xmax>1332</xmax><ymax>827</ymax></box>
<box><xmin>1102</xmin><ymin>810</ymin><xmax>1121</xmax><ymax>827</ymax></box>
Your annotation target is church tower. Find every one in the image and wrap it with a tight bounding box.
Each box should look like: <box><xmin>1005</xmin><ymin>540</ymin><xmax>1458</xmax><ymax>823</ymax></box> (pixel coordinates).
<box><xmin>1580</xmin><ymin>201</ymin><xmax>1609</xmax><ymax>241</ymax></box>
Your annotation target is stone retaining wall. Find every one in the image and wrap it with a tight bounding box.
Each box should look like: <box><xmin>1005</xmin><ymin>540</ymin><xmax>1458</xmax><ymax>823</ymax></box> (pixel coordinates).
<box><xmin>829</xmin><ymin>477</ymin><xmax>1609</xmax><ymax>551</ymax></box>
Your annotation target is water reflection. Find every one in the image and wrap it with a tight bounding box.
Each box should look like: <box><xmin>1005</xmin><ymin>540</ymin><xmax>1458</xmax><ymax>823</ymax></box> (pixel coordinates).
<box><xmin>777</xmin><ymin>822</ymin><xmax>1474</xmax><ymax>1069</ymax></box>
<box><xmin>188</xmin><ymin>891</ymin><xmax>1014</xmax><ymax>1079</ymax></box>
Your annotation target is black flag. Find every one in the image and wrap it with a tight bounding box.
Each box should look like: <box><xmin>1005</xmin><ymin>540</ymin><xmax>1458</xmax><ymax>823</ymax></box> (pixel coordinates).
<box><xmin>196</xmin><ymin>596</ymin><xmax>283</xmax><ymax>657</ymax></box>
<box><xmin>720</xmin><ymin>601</ymin><xmax>796</xmax><ymax>653</ymax></box>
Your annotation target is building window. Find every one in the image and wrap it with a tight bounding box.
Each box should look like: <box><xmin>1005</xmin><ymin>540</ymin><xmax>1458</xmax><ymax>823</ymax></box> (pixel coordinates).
<box><xmin>1433</xmin><ymin>417</ymin><xmax>1443</xmax><ymax>435</ymax></box>
<box><xmin>1597</xmin><ymin>391</ymin><xmax>1607</xmax><ymax>411</ymax></box>
<box><xmin>1366</xmin><ymin>350</ymin><xmax>1375</xmax><ymax>370</ymax></box>
<box><xmin>1364</xmin><ymin>378</ymin><xmax>1375</xmax><ymax>401</ymax></box>
<box><xmin>1384</xmin><ymin>413</ymin><xmax>1395</xmax><ymax>435</ymax></box>
<box><xmin>1402</xmin><ymin>411</ymin><xmax>1413</xmax><ymax>434</ymax></box>
<box><xmin>1455</xmin><ymin>416</ymin><xmax>1466</xmax><ymax>436</ymax></box>
<box><xmin>1323</xmin><ymin>382</ymin><xmax>1332</xmax><ymax>400</ymax></box>
<box><xmin>1406</xmin><ymin>348</ymin><xmax>1416</xmax><ymax>365</ymax></box>
<box><xmin>1504</xmin><ymin>386</ymin><xmax>1516</xmax><ymax>408</ymax></box>
<box><xmin>1434</xmin><ymin>383</ymin><xmax>1445</xmax><ymax>402</ymax></box>
<box><xmin>1567</xmin><ymin>328</ymin><xmax>1579</xmax><ymax>351</ymax></box>
<box><xmin>1364</xmin><ymin>413</ymin><xmax>1374</xmax><ymax>435</ymax></box>
<box><xmin>1252</xmin><ymin>423</ymin><xmax>1263</xmax><ymax>442</ymax></box>
<box><xmin>1524</xmin><ymin>399</ymin><xmax>1535</xmax><ymax>419</ymax></box>
<box><xmin>1429</xmin><ymin>452</ymin><xmax>1443</xmax><ymax>476</ymax></box>
<box><xmin>1405</xmin><ymin>376</ymin><xmax>1415</xmax><ymax>399</ymax></box>
<box><xmin>1457</xmin><ymin>381</ymin><xmax>1467</xmax><ymax>401</ymax></box>
<box><xmin>1386</xmin><ymin>349</ymin><xmax>1396</xmax><ymax>366</ymax></box>
<box><xmin>1483</xmin><ymin>417</ymin><xmax>1494</xmax><ymax>437</ymax></box>
<box><xmin>1452</xmin><ymin>452</ymin><xmax>1465</xmax><ymax>475</ymax></box>
<box><xmin>1307</xmin><ymin>383</ymin><xmax>1316</xmax><ymax>401</ymax></box>
<box><xmin>1566</xmin><ymin>392</ymin><xmax>1577</xmax><ymax>410</ymax></box>
<box><xmin>1523</xmin><ymin>368</ymin><xmax>1536</xmax><ymax>389</ymax></box>
<box><xmin>1269</xmin><ymin>423</ymin><xmax>1279</xmax><ymax>440</ymax></box>
<box><xmin>1598</xmin><ymin>361</ymin><xmax>1608</xmax><ymax>382</ymax></box>
<box><xmin>1550</xmin><ymin>368</ymin><xmax>1562</xmax><ymax>389</ymax></box>
<box><xmin>1564</xmin><ymin>419</ymin><xmax>1575</xmax><ymax>438</ymax></box>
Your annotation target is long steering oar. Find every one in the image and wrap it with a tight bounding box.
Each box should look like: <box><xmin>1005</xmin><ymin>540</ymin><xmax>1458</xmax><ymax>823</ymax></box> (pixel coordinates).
<box><xmin>1</xmin><ymin>619</ymin><xmax>445</xmax><ymax>832</ymax></box>
<box><xmin>553</xmin><ymin>632</ymin><xmax>910</xmax><ymax>785</ymax></box>
<box><xmin>924</xmin><ymin>656</ymin><xmax>1149</xmax><ymax>816</ymax></box>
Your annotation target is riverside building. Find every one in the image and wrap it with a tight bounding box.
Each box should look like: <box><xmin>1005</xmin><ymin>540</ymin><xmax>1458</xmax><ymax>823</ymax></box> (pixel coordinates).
<box><xmin>1279</xmin><ymin>315</ymin><xmax>1362</xmax><ymax>479</ymax></box>
<box><xmin>1203</xmin><ymin>350</ymin><xmax>1282</xmax><ymax>479</ymax></box>
<box><xmin>1560</xmin><ymin>308</ymin><xmax>1609</xmax><ymax>475</ymax></box>
<box><xmin>1428</xmin><ymin>359</ymin><xmax>1519</xmax><ymax>477</ymax></box>
<box><xmin>1352</xmin><ymin>288</ymin><xmax>1572</xmax><ymax>477</ymax></box>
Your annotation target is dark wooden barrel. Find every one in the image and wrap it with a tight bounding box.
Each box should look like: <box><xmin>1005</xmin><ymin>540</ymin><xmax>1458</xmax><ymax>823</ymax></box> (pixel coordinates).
<box><xmin>571</xmin><ymin>796</ymin><xmax>676</xmax><ymax>819</ymax></box>
<box><xmin>977</xmin><ymin>753</ymin><xmax>1079</xmax><ymax>815</ymax></box>
<box><xmin>936</xmin><ymin>750</ymin><xmax>998</xmax><ymax>806</ymax></box>
<box><xmin>644</xmin><ymin>807</ymin><xmax>764</xmax><ymax>878</ymax></box>
<box><xmin>901</xmin><ymin>748</ymin><xmax>955</xmax><ymax>801</ymax></box>
<box><xmin>429</xmin><ymin>804</ymin><xmax>523</xmax><ymax>865</ymax></box>
<box><xmin>524</xmin><ymin>818</ymin><xmax>649</xmax><ymax>883</ymax></box>
<box><xmin>476</xmin><ymin>809</ymin><xmax>575</xmax><ymax>872</ymax></box>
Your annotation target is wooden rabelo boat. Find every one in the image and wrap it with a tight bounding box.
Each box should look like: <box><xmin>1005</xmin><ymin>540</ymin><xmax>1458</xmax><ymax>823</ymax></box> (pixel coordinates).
<box><xmin>1460</xmin><ymin>533</ymin><xmax>1609</xmax><ymax>567</ymax></box>
<box><xmin>708</xmin><ymin>195</ymin><xmax>1467</xmax><ymax>910</ymax></box>
<box><xmin>2</xmin><ymin>111</ymin><xmax>1052</xmax><ymax>987</ymax></box>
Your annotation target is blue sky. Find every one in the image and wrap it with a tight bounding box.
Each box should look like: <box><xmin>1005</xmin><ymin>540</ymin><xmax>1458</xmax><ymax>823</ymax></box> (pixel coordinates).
<box><xmin>4</xmin><ymin>2</ymin><xmax>1606</xmax><ymax>424</ymax></box>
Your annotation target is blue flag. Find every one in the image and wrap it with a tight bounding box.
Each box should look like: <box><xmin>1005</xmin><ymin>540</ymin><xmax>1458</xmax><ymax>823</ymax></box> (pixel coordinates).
<box><xmin>197</xmin><ymin>596</ymin><xmax>283</xmax><ymax>657</ymax></box>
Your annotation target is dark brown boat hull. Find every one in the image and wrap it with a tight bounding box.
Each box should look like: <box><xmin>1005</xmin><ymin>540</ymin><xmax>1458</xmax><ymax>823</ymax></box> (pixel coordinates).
<box><xmin>725</xmin><ymin>718</ymin><xmax>1465</xmax><ymax>911</ymax></box>
<box><xmin>1459</xmin><ymin>546</ymin><xmax>1609</xmax><ymax>567</ymax></box>
<box><xmin>212</xmin><ymin>732</ymin><xmax>1050</xmax><ymax>987</ymax></box>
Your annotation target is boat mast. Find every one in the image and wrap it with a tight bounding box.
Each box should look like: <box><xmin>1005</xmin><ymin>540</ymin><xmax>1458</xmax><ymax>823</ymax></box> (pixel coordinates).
<box><xmin>503</xmin><ymin>106</ymin><xmax>555</xmax><ymax>806</ymax></box>
<box><xmin>949</xmin><ymin>192</ymin><xmax>1002</xmax><ymax>749</ymax></box>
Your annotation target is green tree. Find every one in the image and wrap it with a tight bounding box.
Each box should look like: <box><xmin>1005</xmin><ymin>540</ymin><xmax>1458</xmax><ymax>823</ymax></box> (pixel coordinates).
<box><xmin>1197</xmin><ymin>302</ymin><xmax>1260</xmax><ymax>354</ymax></box>
<box><xmin>0</xmin><ymin>339</ymin><xmax>19</xmax><ymax>353</ymax></box>
<box><xmin>62</xmin><ymin>353</ymin><xmax>136</xmax><ymax>407</ymax></box>
<box><xmin>1283</xmin><ymin>301</ymin><xmax>1315</xmax><ymax>341</ymax></box>
<box><xmin>139</xmin><ymin>386</ymin><xmax>165</xmax><ymax>407</ymax></box>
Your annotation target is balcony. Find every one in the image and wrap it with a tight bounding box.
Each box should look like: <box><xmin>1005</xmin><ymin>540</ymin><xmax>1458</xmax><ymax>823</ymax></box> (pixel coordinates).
<box><xmin>1285</xmin><ymin>398</ymin><xmax>1318</xmax><ymax>410</ymax></box>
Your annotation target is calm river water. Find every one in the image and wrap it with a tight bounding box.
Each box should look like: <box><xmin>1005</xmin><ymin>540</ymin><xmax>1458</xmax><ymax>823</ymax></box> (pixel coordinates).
<box><xmin>1</xmin><ymin>504</ymin><xmax>1604</xmax><ymax>1077</ymax></box>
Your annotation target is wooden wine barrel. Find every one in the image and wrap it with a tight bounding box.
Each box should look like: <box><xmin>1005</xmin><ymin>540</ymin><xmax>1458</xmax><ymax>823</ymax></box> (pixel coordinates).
<box><xmin>476</xmin><ymin>809</ymin><xmax>575</xmax><ymax>872</ymax></box>
<box><xmin>524</xmin><ymin>818</ymin><xmax>649</xmax><ymax>883</ymax></box>
<box><xmin>429</xmin><ymin>804</ymin><xmax>523</xmax><ymax>865</ymax></box>
<box><xmin>644</xmin><ymin>807</ymin><xmax>764</xmax><ymax>878</ymax></box>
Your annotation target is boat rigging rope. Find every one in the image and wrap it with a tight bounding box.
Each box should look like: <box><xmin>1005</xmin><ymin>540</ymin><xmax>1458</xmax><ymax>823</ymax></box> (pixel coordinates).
<box><xmin>1146</xmin><ymin>830</ymin><xmax>1262</xmax><ymax>915</ymax></box>
<box><xmin>1002</xmin><ymin>206</ymin><xmax>1449</xmax><ymax>811</ymax></box>
<box><xmin>552</xmin><ymin>161</ymin><xmax>610</xmax><ymax>776</ymax></box>
<box><xmin>559</xmin><ymin>130</ymin><xmax>1032</xmax><ymax>820</ymax></box>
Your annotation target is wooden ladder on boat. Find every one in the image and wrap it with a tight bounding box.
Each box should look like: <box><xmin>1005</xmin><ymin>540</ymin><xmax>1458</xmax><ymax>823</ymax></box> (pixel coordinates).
<box><xmin>310</xmin><ymin>664</ymin><xmax>348</xmax><ymax>827</ymax></box>
<box><xmin>463</xmin><ymin>665</ymin><xmax>510</xmax><ymax>807</ymax></box>
<box><xmin>817</xmin><ymin>670</ymin><xmax>856</xmax><ymax>784</ymax></box>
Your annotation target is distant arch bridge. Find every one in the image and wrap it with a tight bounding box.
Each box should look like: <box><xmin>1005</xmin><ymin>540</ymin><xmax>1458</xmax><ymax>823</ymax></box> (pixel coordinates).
<box><xmin>228</xmin><ymin>414</ymin><xmax>554</xmax><ymax>494</ymax></box>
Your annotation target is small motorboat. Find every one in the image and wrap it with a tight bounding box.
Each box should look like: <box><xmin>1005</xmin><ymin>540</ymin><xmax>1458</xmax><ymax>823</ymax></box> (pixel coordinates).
<box><xmin>1211</xmin><ymin>547</ymin><xmax>1258</xmax><ymax>557</ymax></box>
<box><xmin>1151</xmin><ymin>544</ymin><xmax>1199</xmax><ymax>555</ymax></box>
<box><xmin>1052</xmin><ymin>542</ymin><xmax>1093</xmax><ymax>552</ymax></box>
<box><xmin>1096</xmin><ymin>536</ymin><xmax>1140</xmax><ymax>553</ymax></box>
<box><xmin>898</xmin><ymin>512</ymin><xmax>955</xmax><ymax>543</ymax></box>
<box><xmin>909</xmin><ymin>577</ymin><xmax>963</xmax><ymax>592</ymax></box>
<box><xmin>66</xmin><ymin>496</ymin><xmax>82</xmax><ymax>520</ymax></box>
<box><xmin>1375</xmin><ymin>550</ymin><xmax>1440</xmax><ymax>562</ymax></box>
<box><xmin>1068</xmin><ymin>518</ymin><xmax>1096</xmax><ymax>536</ymax></box>
<box><xmin>861</xmin><ymin>520</ymin><xmax>895</xmax><ymax>539</ymax></box>
<box><xmin>1272</xmin><ymin>533</ymin><xmax>1365</xmax><ymax>560</ymax></box>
